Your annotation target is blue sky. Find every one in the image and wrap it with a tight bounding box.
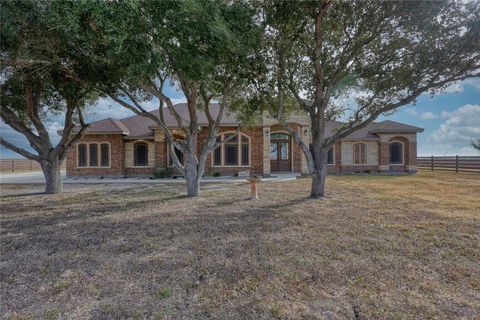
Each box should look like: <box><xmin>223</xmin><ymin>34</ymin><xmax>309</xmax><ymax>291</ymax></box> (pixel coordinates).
<box><xmin>1</xmin><ymin>78</ymin><xmax>479</xmax><ymax>159</ymax></box>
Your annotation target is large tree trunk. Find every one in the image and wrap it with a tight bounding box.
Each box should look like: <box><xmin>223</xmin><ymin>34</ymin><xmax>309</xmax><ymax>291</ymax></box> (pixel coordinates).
<box><xmin>41</xmin><ymin>157</ymin><xmax>63</xmax><ymax>194</ymax></box>
<box><xmin>184</xmin><ymin>164</ymin><xmax>200</xmax><ymax>197</ymax></box>
<box><xmin>184</xmin><ymin>151</ymin><xmax>200</xmax><ymax>197</ymax></box>
<box><xmin>185</xmin><ymin>174</ymin><xmax>200</xmax><ymax>197</ymax></box>
<box><xmin>310</xmin><ymin>161</ymin><xmax>327</xmax><ymax>198</ymax></box>
<box><xmin>310</xmin><ymin>119</ymin><xmax>328</xmax><ymax>198</ymax></box>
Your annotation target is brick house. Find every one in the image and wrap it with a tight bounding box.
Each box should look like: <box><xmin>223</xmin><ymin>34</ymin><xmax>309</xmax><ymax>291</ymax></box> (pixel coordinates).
<box><xmin>66</xmin><ymin>103</ymin><xmax>423</xmax><ymax>177</ymax></box>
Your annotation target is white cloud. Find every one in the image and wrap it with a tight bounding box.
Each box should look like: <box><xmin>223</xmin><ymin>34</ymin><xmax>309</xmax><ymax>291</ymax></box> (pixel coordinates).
<box><xmin>85</xmin><ymin>96</ymin><xmax>189</xmax><ymax>123</ymax></box>
<box><xmin>463</xmin><ymin>77</ymin><xmax>480</xmax><ymax>91</ymax></box>
<box><xmin>404</xmin><ymin>107</ymin><xmax>418</xmax><ymax>116</ymax></box>
<box><xmin>419</xmin><ymin>111</ymin><xmax>438</xmax><ymax>120</ymax></box>
<box><xmin>437</xmin><ymin>77</ymin><xmax>480</xmax><ymax>95</ymax></box>
<box><xmin>430</xmin><ymin>104</ymin><xmax>480</xmax><ymax>145</ymax></box>
<box><xmin>442</xmin><ymin>82</ymin><xmax>464</xmax><ymax>93</ymax></box>
<box><xmin>85</xmin><ymin>98</ymin><xmax>136</xmax><ymax>122</ymax></box>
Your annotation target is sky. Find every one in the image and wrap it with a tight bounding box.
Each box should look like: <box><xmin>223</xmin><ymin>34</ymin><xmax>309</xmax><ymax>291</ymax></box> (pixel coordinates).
<box><xmin>1</xmin><ymin>78</ymin><xmax>479</xmax><ymax>159</ymax></box>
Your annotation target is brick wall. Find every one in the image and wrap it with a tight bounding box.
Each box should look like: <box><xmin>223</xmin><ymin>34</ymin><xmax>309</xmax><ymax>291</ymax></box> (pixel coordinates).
<box><xmin>378</xmin><ymin>133</ymin><xmax>416</xmax><ymax>172</ymax></box>
<box><xmin>67</xmin><ymin>129</ymin><xmax>420</xmax><ymax>177</ymax></box>
<box><xmin>66</xmin><ymin>134</ymin><xmax>125</xmax><ymax>176</ymax></box>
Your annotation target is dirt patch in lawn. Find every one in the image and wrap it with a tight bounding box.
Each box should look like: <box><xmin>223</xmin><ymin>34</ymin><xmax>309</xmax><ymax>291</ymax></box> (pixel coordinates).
<box><xmin>1</xmin><ymin>171</ymin><xmax>479</xmax><ymax>319</ymax></box>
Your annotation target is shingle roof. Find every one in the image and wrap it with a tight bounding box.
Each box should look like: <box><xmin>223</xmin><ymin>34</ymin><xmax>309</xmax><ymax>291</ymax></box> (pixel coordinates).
<box><xmin>85</xmin><ymin>118</ymin><xmax>130</xmax><ymax>134</ymax></box>
<box><xmin>84</xmin><ymin>103</ymin><xmax>423</xmax><ymax>139</ymax></box>
<box><xmin>368</xmin><ymin>120</ymin><xmax>424</xmax><ymax>133</ymax></box>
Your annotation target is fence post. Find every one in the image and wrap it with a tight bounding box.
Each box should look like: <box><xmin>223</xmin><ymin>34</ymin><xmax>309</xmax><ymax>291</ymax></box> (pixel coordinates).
<box><xmin>455</xmin><ymin>155</ymin><xmax>459</xmax><ymax>173</ymax></box>
<box><xmin>11</xmin><ymin>159</ymin><xmax>14</xmax><ymax>172</ymax></box>
<box><xmin>431</xmin><ymin>155</ymin><xmax>434</xmax><ymax>171</ymax></box>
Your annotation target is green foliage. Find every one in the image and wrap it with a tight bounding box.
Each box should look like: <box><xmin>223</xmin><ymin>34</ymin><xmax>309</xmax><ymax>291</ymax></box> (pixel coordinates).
<box><xmin>213</xmin><ymin>172</ymin><xmax>221</xmax><ymax>177</ymax></box>
<box><xmin>0</xmin><ymin>0</ymin><xmax>101</xmax><ymax>122</ymax></box>
<box><xmin>155</xmin><ymin>287</ymin><xmax>172</xmax><ymax>300</ymax></box>
<box><xmin>248</xmin><ymin>0</ymin><xmax>480</xmax><ymax>122</ymax></box>
<box><xmin>472</xmin><ymin>140</ymin><xmax>480</xmax><ymax>151</ymax></box>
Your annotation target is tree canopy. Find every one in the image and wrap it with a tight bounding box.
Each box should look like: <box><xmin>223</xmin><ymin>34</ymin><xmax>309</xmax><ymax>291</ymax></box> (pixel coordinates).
<box><xmin>242</xmin><ymin>0</ymin><xmax>480</xmax><ymax>197</ymax></box>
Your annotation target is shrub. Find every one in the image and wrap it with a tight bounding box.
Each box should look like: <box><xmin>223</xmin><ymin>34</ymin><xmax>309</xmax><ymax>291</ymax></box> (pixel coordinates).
<box><xmin>213</xmin><ymin>172</ymin><xmax>221</xmax><ymax>177</ymax></box>
<box><xmin>156</xmin><ymin>288</ymin><xmax>172</xmax><ymax>300</ymax></box>
<box><xmin>154</xmin><ymin>166</ymin><xmax>171</xmax><ymax>179</ymax></box>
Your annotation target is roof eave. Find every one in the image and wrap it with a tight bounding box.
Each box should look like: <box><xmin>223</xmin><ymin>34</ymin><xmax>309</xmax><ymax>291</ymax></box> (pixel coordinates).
<box><xmin>369</xmin><ymin>129</ymin><xmax>423</xmax><ymax>134</ymax></box>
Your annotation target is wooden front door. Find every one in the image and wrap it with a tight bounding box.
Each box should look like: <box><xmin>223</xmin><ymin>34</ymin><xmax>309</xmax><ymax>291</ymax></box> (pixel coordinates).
<box><xmin>270</xmin><ymin>133</ymin><xmax>291</xmax><ymax>172</ymax></box>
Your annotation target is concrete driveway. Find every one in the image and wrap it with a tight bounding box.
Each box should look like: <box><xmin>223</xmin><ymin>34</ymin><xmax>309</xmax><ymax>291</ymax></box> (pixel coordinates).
<box><xmin>0</xmin><ymin>171</ymin><xmax>300</xmax><ymax>185</ymax></box>
<box><xmin>0</xmin><ymin>171</ymin><xmax>66</xmax><ymax>184</ymax></box>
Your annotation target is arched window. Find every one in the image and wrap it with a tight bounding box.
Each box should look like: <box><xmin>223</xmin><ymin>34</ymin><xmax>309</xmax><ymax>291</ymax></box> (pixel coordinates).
<box><xmin>353</xmin><ymin>143</ymin><xmax>367</xmax><ymax>164</ymax></box>
<box><xmin>390</xmin><ymin>142</ymin><xmax>403</xmax><ymax>164</ymax></box>
<box><xmin>100</xmin><ymin>143</ymin><xmax>110</xmax><ymax>167</ymax></box>
<box><xmin>89</xmin><ymin>144</ymin><xmax>98</xmax><ymax>166</ymax></box>
<box><xmin>134</xmin><ymin>142</ymin><xmax>148</xmax><ymax>166</ymax></box>
<box><xmin>77</xmin><ymin>142</ymin><xmax>110</xmax><ymax>167</ymax></box>
<box><xmin>213</xmin><ymin>132</ymin><xmax>250</xmax><ymax>166</ymax></box>
<box><xmin>78</xmin><ymin>143</ymin><xmax>87</xmax><ymax>167</ymax></box>
<box><xmin>327</xmin><ymin>147</ymin><xmax>334</xmax><ymax>164</ymax></box>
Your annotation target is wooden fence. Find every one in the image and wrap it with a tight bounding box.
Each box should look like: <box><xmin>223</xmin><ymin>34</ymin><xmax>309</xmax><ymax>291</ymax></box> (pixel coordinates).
<box><xmin>417</xmin><ymin>156</ymin><xmax>480</xmax><ymax>173</ymax></box>
<box><xmin>0</xmin><ymin>159</ymin><xmax>66</xmax><ymax>173</ymax></box>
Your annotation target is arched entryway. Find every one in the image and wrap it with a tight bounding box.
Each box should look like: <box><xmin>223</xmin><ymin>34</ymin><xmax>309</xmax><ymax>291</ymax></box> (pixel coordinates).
<box><xmin>270</xmin><ymin>132</ymin><xmax>291</xmax><ymax>172</ymax></box>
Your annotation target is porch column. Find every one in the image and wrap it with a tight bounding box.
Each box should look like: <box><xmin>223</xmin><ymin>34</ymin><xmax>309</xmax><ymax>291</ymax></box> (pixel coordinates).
<box><xmin>407</xmin><ymin>136</ymin><xmax>417</xmax><ymax>173</ymax></box>
<box><xmin>154</xmin><ymin>130</ymin><xmax>167</xmax><ymax>167</ymax></box>
<box><xmin>379</xmin><ymin>135</ymin><xmax>389</xmax><ymax>172</ymax></box>
<box><xmin>263</xmin><ymin>126</ymin><xmax>270</xmax><ymax>176</ymax></box>
<box><xmin>299</xmin><ymin>126</ymin><xmax>310</xmax><ymax>174</ymax></box>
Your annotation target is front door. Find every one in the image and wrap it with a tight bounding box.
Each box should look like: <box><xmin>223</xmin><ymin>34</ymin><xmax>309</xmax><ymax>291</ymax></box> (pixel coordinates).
<box><xmin>270</xmin><ymin>133</ymin><xmax>291</xmax><ymax>172</ymax></box>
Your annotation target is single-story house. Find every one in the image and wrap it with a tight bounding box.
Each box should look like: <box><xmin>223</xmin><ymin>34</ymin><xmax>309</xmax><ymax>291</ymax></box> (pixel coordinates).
<box><xmin>66</xmin><ymin>103</ymin><xmax>423</xmax><ymax>177</ymax></box>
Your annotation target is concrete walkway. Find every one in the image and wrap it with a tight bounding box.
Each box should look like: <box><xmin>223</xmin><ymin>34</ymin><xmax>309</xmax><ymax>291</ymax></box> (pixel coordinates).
<box><xmin>0</xmin><ymin>171</ymin><xmax>300</xmax><ymax>185</ymax></box>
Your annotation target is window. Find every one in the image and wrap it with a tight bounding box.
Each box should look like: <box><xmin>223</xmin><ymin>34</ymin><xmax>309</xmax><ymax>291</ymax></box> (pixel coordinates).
<box><xmin>213</xmin><ymin>146</ymin><xmax>222</xmax><ymax>166</ymax></box>
<box><xmin>77</xmin><ymin>142</ymin><xmax>110</xmax><ymax>168</ymax></box>
<box><xmin>241</xmin><ymin>143</ymin><xmax>249</xmax><ymax>166</ymax></box>
<box><xmin>308</xmin><ymin>144</ymin><xmax>333</xmax><ymax>164</ymax></box>
<box><xmin>89</xmin><ymin>144</ymin><xmax>98</xmax><ymax>166</ymax></box>
<box><xmin>327</xmin><ymin>147</ymin><xmax>334</xmax><ymax>164</ymax></box>
<box><xmin>390</xmin><ymin>142</ymin><xmax>403</xmax><ymax>164</ymax></box>
<box><xmin>100</xmin><ymin>143</ymin><xmax>110</xmax><ymax>167</ymax></box>
<box><xmin>78</xmin><ymin>144</ymin><xmax>87</xmax><ymax>167</ymax></box>
<box><xmin>134</xmin><ymin>142</ymin><xmax>148</xmax><ymax>166</ymax></box>
<box><xmin>169</xmin><ymin>145</ymin><xmax>184</xmax><ymax>166</ymax></box>
<box><xmin>213</xmin><ymin>132</ymin><xmax>250</xmax><ymax>166</ymax></box>
<box><xmin>353</xmin><ymin>143</ymin><xmax>367</xmax><ymax>165</ymax></box>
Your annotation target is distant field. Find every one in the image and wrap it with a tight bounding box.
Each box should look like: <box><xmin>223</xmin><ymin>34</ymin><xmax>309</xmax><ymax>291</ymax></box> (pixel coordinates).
<box><xmin>0</xmin><ymin>159</ymin><xmax>65</xmax><ymax>174</ymax></box>
<box><xmin>1</xmin><ymin>171</ymin><xmax>479</xmax><ymax>319</ymax></box>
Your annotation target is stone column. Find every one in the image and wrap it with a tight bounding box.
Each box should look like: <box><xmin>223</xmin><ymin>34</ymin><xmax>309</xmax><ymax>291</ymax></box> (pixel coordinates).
<box><xmin>299</xmin><ymin>126</ymin><xmax>310</xmax><ymax>174</ymax></box>
<box><xmin>154</xmin><ymin>130</ymin><xmax>167</xmax><ymax>168</ymax></box>
<box><xmin>263</xmin><ymin>126</ymin><xmax>270</xmax><ymax>176</ymax></box>
<box><xmin>407</xmin><ymin>138</ymin><xmax>417</xmax><ymax>173</ymax></box>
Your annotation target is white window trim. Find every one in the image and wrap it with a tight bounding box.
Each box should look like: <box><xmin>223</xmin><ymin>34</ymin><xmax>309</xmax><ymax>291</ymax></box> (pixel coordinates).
<box><xmin>352</xmin><ymin>143</ymin><xmax>368</xmax><ymax>166</ymax></box>
<box><xmin>212</xmin><ymin>132</ymin><xmax>251</xmax><ymax>167</ymax></box>
<box><xmin>76</xmin><ymin>142</ymin><xmax>111</xmax><ymax>168</ymax></box>
<box><xmin>132</xmin><ymin>141</ymin><xmax>151</xmax><ymax>167</ymax></box>
<box><xmin>389</xmin><ymin>140</ymin><xmax>404</xmax><ymax>165</ymax></box>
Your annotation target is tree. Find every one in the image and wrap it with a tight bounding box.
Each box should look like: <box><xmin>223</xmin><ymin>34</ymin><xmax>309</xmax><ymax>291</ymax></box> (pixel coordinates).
<box><xmin>472</xmin><ymin>139</ymin><xmax>480</xmax><ymax>151</ymax></box>
<box><xmin>247</xmin><ymin>0</ymin><xmax>480</xmax><ymax>197</ymax></box>
<box><xmin>68</xmin><ymin>0</ymin><xmax>260</xmax><ymax>196</ymax></box>
<box><xmin>0</xmin><ymin>0</ymin><xmax>97</xmax><ymax>194</ymax></box>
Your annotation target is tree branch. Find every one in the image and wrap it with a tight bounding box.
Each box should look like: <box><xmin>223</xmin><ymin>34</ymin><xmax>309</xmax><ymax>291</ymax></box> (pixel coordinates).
<box><xmin>0</xmin><ymin>137</ymin><xmax>43</xmax><ymax>161</ymax></box>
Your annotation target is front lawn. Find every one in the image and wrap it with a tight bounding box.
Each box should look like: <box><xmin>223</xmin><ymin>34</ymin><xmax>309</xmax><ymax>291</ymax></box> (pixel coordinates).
<box><xmin>1</xmin><ymin>171</ymin><xmax>479</xmax><ymax>319</ymax></box>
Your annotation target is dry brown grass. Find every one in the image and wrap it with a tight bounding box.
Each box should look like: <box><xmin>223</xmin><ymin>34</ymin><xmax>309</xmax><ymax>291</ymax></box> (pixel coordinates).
<box><xmin>1</xmin><ymin>171</ymin><xmax>479</xmax><ymax>319</ymax></box>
